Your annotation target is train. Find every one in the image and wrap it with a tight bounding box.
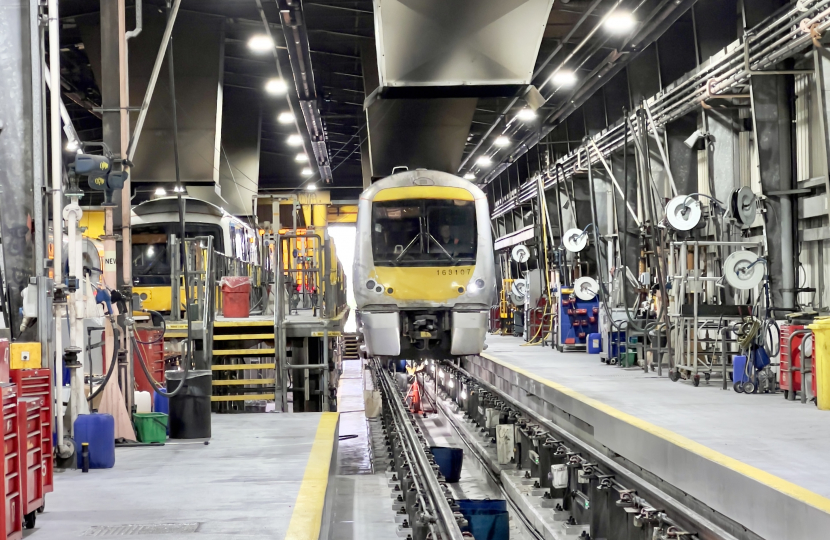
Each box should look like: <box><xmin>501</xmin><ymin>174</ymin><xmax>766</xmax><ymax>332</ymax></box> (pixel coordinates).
<box><xmin>353</xmin><ymin>170</ymin><xmax>496</xmax><ymax>360</ymax></box>
<box><xmin>132</xmin><ymin>197</ymin><xmax>263</xmax><ymax>313</ymax></box>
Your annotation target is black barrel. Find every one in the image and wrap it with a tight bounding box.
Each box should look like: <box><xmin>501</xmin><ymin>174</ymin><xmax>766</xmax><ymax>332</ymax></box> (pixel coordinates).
<box><xmin>166</xmin><ymin>369</ymin><xmax>212</xmax><ymax>439</ymax></box>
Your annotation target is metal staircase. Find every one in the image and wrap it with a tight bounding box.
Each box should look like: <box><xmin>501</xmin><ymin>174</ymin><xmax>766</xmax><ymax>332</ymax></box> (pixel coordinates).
<box><xmin>210</xmin><ymin>319</ymin><xmax>277</xmax><ymax>412</ymax></box>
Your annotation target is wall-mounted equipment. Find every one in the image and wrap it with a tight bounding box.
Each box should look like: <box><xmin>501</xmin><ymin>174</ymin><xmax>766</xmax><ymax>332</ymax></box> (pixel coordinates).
<box><xmin>573</xmin><ymin>276</ymin><xmax>599</xmax><ymax>301</ymax></box>
<box><xmin>509</xmin><ymin>279</ymin><xmax>527</xmax><ymax>306</ymax></box>
<box><xmin>511</xmin><ymin>244</ymin><xmax>530</xmax><ymax>263</ymax></box>
<box><xmin>563</xmin><ymin>227</ymin><xmax>588</xmax><ymax>252</ymax></box>
<box><xmin>731</xmin><ymin>187</ymin><xmax>757</xmax><ymax>227</ymax></box>
<box><xmin>723</xmin><ymin>251</ymin><xmax>765</xmax><ymax>290</ymax></box>
<box><xmin>665</xmin><ymin>195</ymin><xmax>702</xmax><ymax>231</ymax></box>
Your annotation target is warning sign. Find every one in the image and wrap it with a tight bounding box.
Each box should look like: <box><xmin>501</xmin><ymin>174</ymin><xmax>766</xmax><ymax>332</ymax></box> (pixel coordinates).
<box><xmin>104</xmin><ymin>251</ymin><xmax>117</xmax><ymax>273</ymax></box>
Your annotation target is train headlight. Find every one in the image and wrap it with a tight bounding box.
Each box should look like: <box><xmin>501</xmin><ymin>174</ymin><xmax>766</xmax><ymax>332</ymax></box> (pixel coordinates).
<box><xmin>467</xmin><ymin>278</ymin><xmax>486</xmax><ymax>293</ymax></box>
<box><xmin>366</xmin><ymin>280</ymin><xmax>376</xmax><ymax>290</ymax></box>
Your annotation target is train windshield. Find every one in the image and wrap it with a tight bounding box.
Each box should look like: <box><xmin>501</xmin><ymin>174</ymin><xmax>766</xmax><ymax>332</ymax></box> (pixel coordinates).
<box><xmin>372</xmin><ymin>199</ymin><xmax>477</xmax><ymax>266</ymax></box>
<box><xmin>132</xmin><ymin>223</ymin><xmax>223</xmax><ymax>285</ymax></box>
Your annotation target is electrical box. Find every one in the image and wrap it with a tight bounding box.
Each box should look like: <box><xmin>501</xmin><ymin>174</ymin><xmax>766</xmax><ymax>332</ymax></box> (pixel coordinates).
<box><xmin>10</xmin><ymin>342</ymin><xmax>41</xmax><ymax>370</ymax></box>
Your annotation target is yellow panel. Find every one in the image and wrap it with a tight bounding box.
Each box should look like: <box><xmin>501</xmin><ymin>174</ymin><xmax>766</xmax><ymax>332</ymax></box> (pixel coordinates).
<box><xmin>328</xmin><ymin>205</ymin><xmax>358</xmax><ymax>223</ymax></box>
<box><xmin>210</xmin><ymin>394</ymin><xmax>276</xmax><ymax>402</ymax></box>
<box><xmin>134</xmin><ymin>286</ymin><xmax>173</xmax><ymax>312</ymax></box>
<box><xmin>211</xmin><ymin>379</ymin><xmax>275</xmax><ymax>386</ymax></box>
<box><xmin>212</xmin><ymin>363</ymin><xmax>276</xmax><ymax>370</ymax></box>
<box><xmin>212</xmin><ymin>348</ymin><xmax>276</xmax><ymax>356</ymax></box>
<box><xmin>80</xmin><ymin>210</ymin><xmax>106</xmax><ymax>240</ymax></box>
<box><xmin>373</xmin><ymin>186</ymin><xmax>474</xmax><ymax>202</ymax></box>
<box><xmin>213</xmin><ymin>333</ymin><xmax>274</xmax><ymax>340</ymax></box>
<box><xmin>214</xmin><ymin>320</ymin><xmax>274</xmax><ymax>327</ymax></box>
<box><xmin>372</xmin><ymin>266</ymin><xmax>474</xmax><ymax>302</ymax></box>
<box><xmin>10</xmin><ymin>342</ymin><xmax>42</xmax><ymax>370</ymax></box>
<box><xmin>285</xmin><ymin>413</ymin><xmax>339</xmax><ymax>540</ymax></box>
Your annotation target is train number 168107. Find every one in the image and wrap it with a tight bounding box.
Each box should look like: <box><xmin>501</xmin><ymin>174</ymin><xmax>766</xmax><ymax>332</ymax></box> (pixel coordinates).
<box><xmin>436</xmin><ymin>269</ymin><xmax>472</xmax><ymax>275</ymax></box>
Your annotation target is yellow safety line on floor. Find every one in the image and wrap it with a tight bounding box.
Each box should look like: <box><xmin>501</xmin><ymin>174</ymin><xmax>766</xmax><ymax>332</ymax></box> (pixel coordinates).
<box><xmin>285</xmin><ymin>412</ymin><xmax>339</xmax><ymax>540</ymax></box>
<box><xmin>480</xmin><ymin>352</ymin><xmax>830</xmax><ymax>514</ymax></box>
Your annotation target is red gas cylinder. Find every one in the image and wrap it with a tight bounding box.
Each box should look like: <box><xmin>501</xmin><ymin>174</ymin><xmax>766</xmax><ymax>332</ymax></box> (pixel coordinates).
<box><xmin>221</xmin><ymin>277</ymin><xmax>252</xmax><ymax>318</ymax></box>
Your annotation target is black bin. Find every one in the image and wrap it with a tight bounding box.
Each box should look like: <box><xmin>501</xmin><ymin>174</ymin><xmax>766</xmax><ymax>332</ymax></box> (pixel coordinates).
<box><xmin>166</xmin><ymin>369</ymin><xmax>212</xmax><ymax>439</ymax></box>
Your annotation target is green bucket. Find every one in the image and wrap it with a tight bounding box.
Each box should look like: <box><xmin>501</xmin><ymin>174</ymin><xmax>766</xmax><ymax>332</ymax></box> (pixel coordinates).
<box><xmin>134</xmin><ymin>412</ymin><xmax>168</xmax><ymax>443</ymax></box>
<box><xmin>620</xmin><ymin>352</ymin><xmax>637</xmax><ymax>367</ymax></box>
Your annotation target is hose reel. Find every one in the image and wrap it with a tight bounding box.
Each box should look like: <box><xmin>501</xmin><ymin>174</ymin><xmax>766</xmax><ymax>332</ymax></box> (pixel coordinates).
<box><xmin>723</xmin><ymin>250</ymin><xmax>765</xmax><ymax>290</ymax></box>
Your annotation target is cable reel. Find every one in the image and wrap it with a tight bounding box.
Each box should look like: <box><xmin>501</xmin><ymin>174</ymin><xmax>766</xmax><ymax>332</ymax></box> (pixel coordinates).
<box><xmin>573</xmin><ymin>276</ymin><xmax>599</xmax><ymax>301</ymax></box>
<box><xmin>731</xmin><ymin>187</ymin><xmax>757</xmax><ymax>227</ymax></box>
<box><xmin>723</xmin><ymin>250</ymin><xmax>765</xmax><ymax>290</ymax></box>
<box><xmin>509</xmin><ymin>278</ymin><xmax>527</xmax><ymax>306</ymax></box>
<box><xmin>665</xmin><ymin>195</ymin><xmax>702</xmax><ymax>231</ymax></box>
<box><xmin>511</xmin><ymin>244</ymin><xmax>530</xmax><ymax>263</ymax></box>
<box><xmin>563</xmin><ymin>228</ymin><xmax>588</xmax><ymax>252</ymax></box>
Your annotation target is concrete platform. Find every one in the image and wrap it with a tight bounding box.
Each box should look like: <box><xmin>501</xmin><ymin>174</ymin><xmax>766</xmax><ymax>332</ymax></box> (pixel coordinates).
<box><xmin>466</xmin><ymin>334</ymin><xmax>830</xmax><ymax>540</ymax></box>
<box><xmin>28</xmin><ymin>413</ymin><xmax>338</xmax><ymax>540</ymax></box>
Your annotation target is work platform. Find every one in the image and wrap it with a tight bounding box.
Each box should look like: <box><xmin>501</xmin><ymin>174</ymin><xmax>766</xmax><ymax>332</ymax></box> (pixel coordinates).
<box><xmin>465</xmin><ymin>335</ymin><xmax>830</xmax><ymax>540</ymax></box>
<box><xmin>30</xmin><ymin>413</ymin><xmax>338</xmax><ymax>539</ymax></box>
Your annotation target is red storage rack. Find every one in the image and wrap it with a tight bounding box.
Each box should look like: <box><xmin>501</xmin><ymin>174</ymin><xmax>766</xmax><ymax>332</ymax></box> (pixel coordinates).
<box><xmin>1</xmin><ymin>384</ymin><xmax>22</xmax><ymax>540</ymax></box>
<box><xmin>10</xmin><ymin>370</ymin><xmax>53</xmax><ymax>495</ymax></box>
<box><xmin>134</xmin><ymin>328</ymin><xmax>165</xmax><ymax>394</ymax></box>
<box><xmin>17</xmin><ymin>397</ymin><xmax>42</xmax><ymax>530</ymax></box>
<box><xmin>780</xmin><ymin>324</ymin><xmax>807</xmax><ymax>396</ymax></box>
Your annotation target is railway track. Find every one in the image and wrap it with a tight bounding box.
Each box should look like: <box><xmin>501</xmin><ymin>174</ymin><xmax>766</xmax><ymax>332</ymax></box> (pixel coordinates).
<box><xmin>373</xmin><ymin>358</ymin><xmax>756</xmax><ymax>540</ymax></box>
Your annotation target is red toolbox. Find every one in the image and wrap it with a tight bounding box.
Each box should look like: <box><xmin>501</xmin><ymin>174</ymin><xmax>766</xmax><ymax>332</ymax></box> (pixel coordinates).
<box><xmin>1</xmin><ymin>384</ymin><xmax>22</xmax><ymax>540</ymax></box>
<box><xmin>134</xmin><ymin>328</ymin><xmax>165</xmax><ymax>394</ymax></box>
<box><xmin>17</xmin><ymin>397</ymin><xmax>42</xmax><ymax>530</ymax></box>
<box><xmin>10</xmin><ymin>370</ymin><xmax>53</xmax><ymax>494</ymax></box>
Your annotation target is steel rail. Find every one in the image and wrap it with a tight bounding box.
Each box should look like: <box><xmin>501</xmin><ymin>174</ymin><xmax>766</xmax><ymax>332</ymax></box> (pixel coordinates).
<box><xmin>375</xmin><ymin>361</ymin><xmax>465</xmax><ymax>540</ymax></box>
<box><xmin>449</xmin><ymin>362</ymin><xmax>743</xmax><ymax>540</ymax></box>
<box><xmin>490</xmin><ymin>0</ymin><xmax>830</xmax><ymax>219</ymax></box>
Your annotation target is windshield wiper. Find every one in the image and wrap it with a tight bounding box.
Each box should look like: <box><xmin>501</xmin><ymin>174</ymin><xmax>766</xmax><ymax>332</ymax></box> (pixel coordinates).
<box><xmin>395</xmin><ymin>234</ymin><xmax>421</xmax><ymax>262</ymax></box>
<box><xmin>428</xmin><ymin>234</ymin><xmax>457</xmax><ymax>263</ymax></box>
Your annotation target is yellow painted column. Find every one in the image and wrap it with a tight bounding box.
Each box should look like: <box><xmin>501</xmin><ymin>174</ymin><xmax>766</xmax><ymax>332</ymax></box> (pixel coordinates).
<box><xmin>809</xmin><ymin>318</ymin><xmax>830</xmax><ymax>410</ymax></box>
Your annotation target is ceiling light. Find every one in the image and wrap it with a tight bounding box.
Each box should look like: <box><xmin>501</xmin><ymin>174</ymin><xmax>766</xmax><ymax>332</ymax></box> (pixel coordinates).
<box><xmin>604</xmin><ymin>11</ymin><xmax>636</xmax><ymax>34</ymax></box>
<box><xmin>65</xmin><ymin>140</ymin><xmax>79</xmax><ymax>152</ymax></box>
<box><xmin>476</xmin><ymin>156</ymin><xmax>492</xmax><ymax>166</ymax></box>
<box><xmin>265</xmin><ymin>78</ymin><xmax>287</xmax><ymax>95</ymax></box>
<box><xmin>248</xmin><ymin>35</ymin><xmax>274</xmax><ymax>52</ymax></box>
<box><xmin>551</xmin><ymin>70</ymin><xmax>577</xmax><ymax>88</ymax></box>
<box><xmin>295</xmin><ymin>153</ymin><xmax>309</xmax><ymax>162</ymax></box>
<box><xmin>287</xmin><ymin>134</ymin><xmax>303</xmax><ymax>146</ymax></box>
<box><xmin>463</xmin><ymin>172</ymin><xmax>475</xmax><ymax>180</ymax></box>
<box><xmin>494</xmin><ymin>136</ymin><xmax>510</xmax><ymax>147</ymax></box>
<box><xmin>154</xmin><ymin>187</ymin><xmax>166</xmax><ymax>196</ymax></box>
<box><xmin>301</xmin><ymin>167</ymin><xmax>313</xmax><ymax>176</ymax></box>
<box><xmin>516</xmin><ymin>108</ymin><xmax>537</xmax><ymax>121</ymax></box>
<box><xmin>277</xmin><ymin>111</ymin><xmax>295</xmax><ymax>124</ymax></box>
<box><xmin>306</xmin><ymin>183</ymin><xmax>317</xmax><ymax>191</ymax></box>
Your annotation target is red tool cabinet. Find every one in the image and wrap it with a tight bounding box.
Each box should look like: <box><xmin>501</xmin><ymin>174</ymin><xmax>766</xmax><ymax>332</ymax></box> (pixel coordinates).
<box><xmin>1</xmin><ymin>384</ymin><xmax>22</xmax><ymax>540</ymax></box>
<box><xmin>10</xmin><ymin>370</ymin><xmax>53</xmax><ymax>494</ymax></box>
<box><xmin>134</xmin><ymin>328</ymin><xmax>165</xmax><ymax>394</ymax></box>
<box><xmin>17</xmin><ymin>397</ymin><xmax>42</xmax><ymax>530</ymax></box>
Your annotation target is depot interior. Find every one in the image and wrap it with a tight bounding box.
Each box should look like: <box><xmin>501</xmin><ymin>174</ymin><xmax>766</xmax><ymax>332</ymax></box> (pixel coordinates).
<box><xmin>1</xmin><ymin>0</ymin><xmax>830</xmax><ymax>539</ymax></box>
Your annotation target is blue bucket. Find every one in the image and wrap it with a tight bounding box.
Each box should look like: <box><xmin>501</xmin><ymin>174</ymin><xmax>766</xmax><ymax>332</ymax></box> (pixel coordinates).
<box><xmin>733</xmin><ymin>355</ymin><xmax>749</xmax><ymax>383</ymax></box>
<box><xmin>430</xmin><ymin>446</ymin><xmax>464</xmax><ymax>483</ymax></box>
<box><xmin>153</xmin><ymin>390</ymin><xmax>171</xmax><ymax>435</ymax></box>
<box><xmin>456</xmin><ymin>499</ymin><xmax>509</xmax><ymax>540</ymax></box>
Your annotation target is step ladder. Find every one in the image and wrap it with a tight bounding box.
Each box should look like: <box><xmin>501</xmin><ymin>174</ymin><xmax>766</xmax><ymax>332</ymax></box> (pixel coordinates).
<box><xmin>210</xmin><ymin>319</ymin><xmax>277</xmax><ymax>412</ymax></box>
<box><xmin>343</xmin><ymin>334</ymin><xmax>360</xmax><ymax>360</ymax></box>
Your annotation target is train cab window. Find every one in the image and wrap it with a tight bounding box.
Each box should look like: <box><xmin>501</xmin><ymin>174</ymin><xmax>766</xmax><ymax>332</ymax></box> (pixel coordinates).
<box><xmin>372</xmin><ymin>199</ymin><xmax>476</xmax><ymax>267</ymax></box>
<box><xmin>132</xmin><ymin>223</ymin><xmax>223</xmax><ymax>285</ymax></box>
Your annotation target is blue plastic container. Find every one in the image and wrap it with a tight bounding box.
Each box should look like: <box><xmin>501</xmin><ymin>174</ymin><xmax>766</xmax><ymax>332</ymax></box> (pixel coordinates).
<box><xmin>430</xmin><ymin>446</ymin><xmax>464</xmax><ymax>483</ymax></box>
<box><xmin>587</xmin><ymin>333</ymin><xmax>601</xmax><ymax>354</ymax></box>
<box><xmin>733</xmin><ymin>355</ymin><xmax>750</xmax><ymax>383</ymax></box>
<box><xmin>74</xmin><ymin>413</ymin><xmax>115</xmax><ymax>469</ymax></box>
<box><xmin>609</xmin><ymin>331</ymin><xmax>627</xmax><ymax>358</ymax></box>
<box><xmin>153</xmin><ymin>390</ymin><xmax>171</xmax><ymax>435</ymax></box>
<box><xmin>456</xmin><ymin>499</ymin><xmax>509</xmax><ymax>540</ymax></box>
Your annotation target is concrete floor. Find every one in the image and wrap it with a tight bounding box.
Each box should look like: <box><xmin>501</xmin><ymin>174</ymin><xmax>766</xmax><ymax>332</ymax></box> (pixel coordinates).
<box><xmin>483</xmin><ymin>333</ymin><xmax>830</xmax><ymax>498</ymax></box>
<box><xmin>29</xmin><ymin>413</ymin><xmax>325</xmax><ymax>539</ymax></box>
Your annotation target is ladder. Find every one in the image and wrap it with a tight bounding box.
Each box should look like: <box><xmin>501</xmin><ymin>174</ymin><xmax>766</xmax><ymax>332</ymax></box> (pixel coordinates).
<box><xmin>210</xmin><ymin>319</ymin><xmax>277</xmax><ymax>412</ymax></box>
<box><xmin>343</xmin><ymin>334</ymin><xmax>360</xmax><ymax>360</ymax></box>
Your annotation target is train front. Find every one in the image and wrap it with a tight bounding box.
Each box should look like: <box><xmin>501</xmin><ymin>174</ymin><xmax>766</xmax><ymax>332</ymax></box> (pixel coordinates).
<box><xmin>354</xmin><ymin>170</ymin><xmax>495</xmax><ymax>361</ymax></box>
